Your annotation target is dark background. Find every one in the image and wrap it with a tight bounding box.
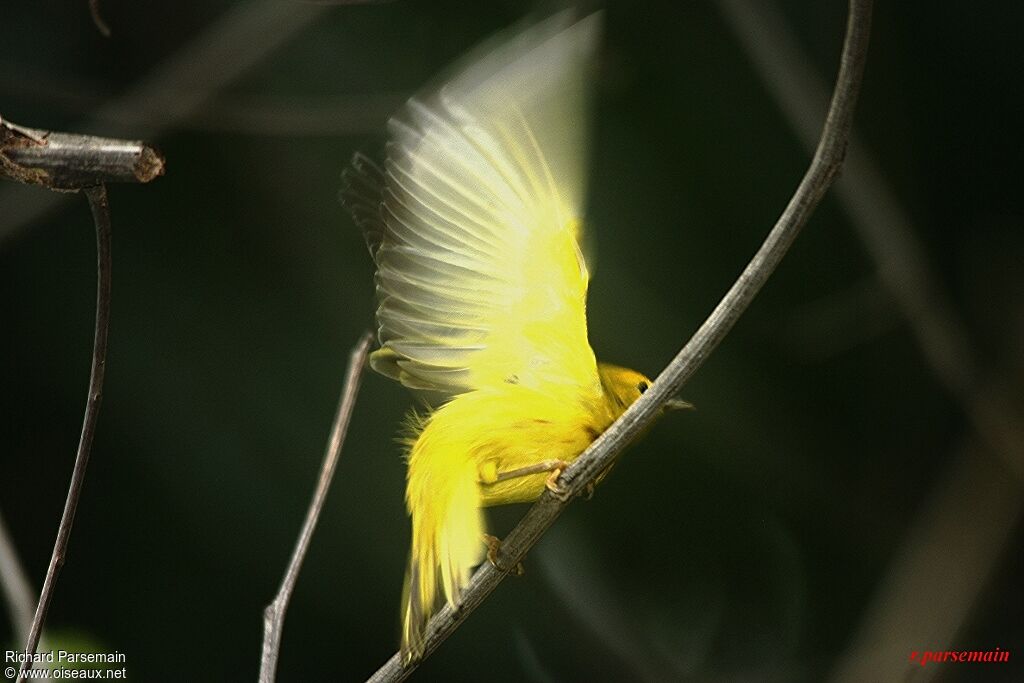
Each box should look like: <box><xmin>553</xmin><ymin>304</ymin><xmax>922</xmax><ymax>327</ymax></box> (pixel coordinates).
<box><xmin>2</xmin><ymin>1</ymin><xmax>1022</xmax><ymax>681</ymax></box>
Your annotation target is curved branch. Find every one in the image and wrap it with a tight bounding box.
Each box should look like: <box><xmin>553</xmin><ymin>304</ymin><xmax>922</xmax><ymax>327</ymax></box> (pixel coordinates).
<box><xmin>17</xmin><ymin>185</ymin><xmax>112</xmax><ymax>683</ymax></box>
<box><xmin>366</xmin><ymin>1</ymin><xmax>873</xmax><ymax>680</ymax></box>
<box><xmin>711</xmin><ymin>1</ymin><xmax>1024</xmax><ymax>680</ymax></box>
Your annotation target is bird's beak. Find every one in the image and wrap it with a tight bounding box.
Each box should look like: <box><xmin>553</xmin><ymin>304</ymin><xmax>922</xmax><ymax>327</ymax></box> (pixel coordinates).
<box><xmin>663</xmin><ymin>398</ymin><xmax>695</xmax><ymax>412</ymax></box>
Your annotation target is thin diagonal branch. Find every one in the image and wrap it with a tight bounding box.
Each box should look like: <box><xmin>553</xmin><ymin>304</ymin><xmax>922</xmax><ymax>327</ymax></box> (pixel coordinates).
<box><xmin>365</xmin><ymin>1</ymin><xmax>873</xmax><ymax>680</ymax></box>
<box><xmin>260</xmin><ymin>331</ymin><xmax>374</xmax><ymax>683</ymax></box>
<box><xmin>17</xmin><ymin>185</ymin><xmax>112</xmax><ymax>683</ymax></box>
<box><xmin>1</xmin><ymin>118</ymin><xmax>164</xmax><ymax>190</ymax></box>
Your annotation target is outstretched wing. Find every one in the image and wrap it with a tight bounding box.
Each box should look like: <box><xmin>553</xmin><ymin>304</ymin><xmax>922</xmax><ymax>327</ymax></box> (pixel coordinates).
<box><xmin>355</xmin><ymin>12</ymin><xmax>603</xmax><ymax>398</ymax></box>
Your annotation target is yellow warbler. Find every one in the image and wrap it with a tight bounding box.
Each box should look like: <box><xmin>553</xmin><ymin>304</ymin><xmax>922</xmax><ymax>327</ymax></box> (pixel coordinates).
<box><xmin>341</xmin><ymin>11</ymin><xmax>681</xmax><ymax>661</ymax></box>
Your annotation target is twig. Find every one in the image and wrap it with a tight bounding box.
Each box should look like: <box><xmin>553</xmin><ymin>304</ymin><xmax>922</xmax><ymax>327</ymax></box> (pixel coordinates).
<box><xmin>260</xmin><ymin>332</ymin><xmax>374</xmax><ymax>683</ymax></box>
<box><xmin>1</xmin><ymin>118</ymin><xmax>164</xmax><ymax>190</ymax></box>
<box><xmin>710</xmin><ymin>1</ymin><xmax>1024</xmax><ymax>679</ymax></box>
<box><xmin>365</xmin><ymin>1</ymin><xmax>873</xmax><ymax>680</ymax></box>
<box><xmin>0</xmin><ymin>509</ymin><xmax>35</xmax><ymax>645</ymax></box>
<box><xmin>0</xmin><ymin>0</ymin><xmax>333</xmax><ymax>244</ymax></box>
<box><xmin>715</xmin><ymin>0</ymin><xmax>1024</xmax><ymax>479</ymax></box>
<box><xmin>17</xmin><ymin>185</ymin><xmax>112</xmax><ymax>683</ymax></box>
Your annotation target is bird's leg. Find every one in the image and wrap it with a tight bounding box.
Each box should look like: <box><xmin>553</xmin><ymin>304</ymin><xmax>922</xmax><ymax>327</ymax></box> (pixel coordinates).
<box><xmin>544</xmin><ymin>466</ymin><xmax>572</xmax><ymax>502</ymax></box>
<box><xmin>482</xmin><ymin>534</ymin><xmax>524</xmax><ymax>576</ymax></box>
<box><xmin>484</xmin><ymin>458</ymin><xmax>575</xmax><ymax>501</ymax></box>
<box><xmin>479</xmin><ymin>458</ymin><xmax>577</xmax><ymax>501</ymax></box>
<box><xmin>479</xmin><ymin>459</ymin><xmax>576</xmax><ymax>501</ymax></box>
<box><xmin>490</xmin><ymin>458</ymin><xmax>572</xmax><ymax>484</ymax></box>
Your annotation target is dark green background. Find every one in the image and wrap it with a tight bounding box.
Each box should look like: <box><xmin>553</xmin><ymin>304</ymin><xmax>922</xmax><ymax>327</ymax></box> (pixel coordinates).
<box><xmin>2</xmin><ymin>1</ymin><xmax>1022</xmax><ymax>681</ymax></box>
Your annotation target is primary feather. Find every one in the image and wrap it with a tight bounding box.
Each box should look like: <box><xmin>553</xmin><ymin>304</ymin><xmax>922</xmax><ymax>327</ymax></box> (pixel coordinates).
<box><xmin>341</xmin><ymin>11</ymin><xmax>657</xmax><ymax>662</ymax></box>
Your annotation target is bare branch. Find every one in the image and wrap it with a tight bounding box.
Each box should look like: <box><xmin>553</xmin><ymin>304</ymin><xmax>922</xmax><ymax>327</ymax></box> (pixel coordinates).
<box><xmin>716</xmin><ymin>0</ymin><xmax>1024</xmax><ymax>480</ymax></box>
<box><xmin>711</xmin><ymin>1</ymin><xmax>1024</xmax><ymax>680</ymax></box>
<box><xmin>365</xmin><ymin>1</ymin><xmax>874</xmax><ymax>680</ymax></box>
<box><xmin>260</xmin><ymin>332</ymin><xmax>374</xmax><ymax>683</ymax></box>
<box><xmin>1</xmin><ymin>118</ymin><xmax>164</xmax><ymax>190</ymax></box>
<box><xmin>0</xmin><ymin>0</ymin><xmax>333</xmax><ymax>244</ymax></box>
<box><xmin>17</xmin><ymin>185</ymin><xmax>112</xmax><ymax>683</ymax></box>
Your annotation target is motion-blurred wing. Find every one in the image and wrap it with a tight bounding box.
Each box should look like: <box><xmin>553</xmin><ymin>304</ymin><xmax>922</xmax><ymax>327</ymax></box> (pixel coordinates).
<box><xmin>365</xmin><ymin>12</ymin><xmax>603</xmax><ymax>397</ymax></box>
<box><xmin>340</xmin><ymin>152</ymin><xmax>387</xmax><ymax>257</ymax></box>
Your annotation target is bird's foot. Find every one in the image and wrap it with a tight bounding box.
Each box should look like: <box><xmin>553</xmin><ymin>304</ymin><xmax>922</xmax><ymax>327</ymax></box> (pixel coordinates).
<box><xmin>545</xmin><ymin>467</ymin><xmax>573</xmax><ymax>502</ymax></box>
<box><xmin>483</xmin><ymin>534</ymin><xmax>524</xmax><ymax>576</ymax></box>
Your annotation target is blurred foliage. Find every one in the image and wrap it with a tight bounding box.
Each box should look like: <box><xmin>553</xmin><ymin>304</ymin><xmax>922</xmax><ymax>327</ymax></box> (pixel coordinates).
<box><xmin>1</xmin><ymin>1</ymin><xmax>1022</xmax><ymax>681</ymax></box>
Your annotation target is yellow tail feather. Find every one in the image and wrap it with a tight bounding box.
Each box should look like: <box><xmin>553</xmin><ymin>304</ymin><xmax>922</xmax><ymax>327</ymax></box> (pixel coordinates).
<box><xmin>401</xmin><ymin>409</ymin><xmax>484</xmax><ymax>661</ymax></box>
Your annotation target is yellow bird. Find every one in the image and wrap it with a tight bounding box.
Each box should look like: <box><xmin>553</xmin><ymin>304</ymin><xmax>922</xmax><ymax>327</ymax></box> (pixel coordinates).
<box><xmin>341</xmin><ymin>11</ymin><xmax>682</xmax><ymax>661</ymax></box>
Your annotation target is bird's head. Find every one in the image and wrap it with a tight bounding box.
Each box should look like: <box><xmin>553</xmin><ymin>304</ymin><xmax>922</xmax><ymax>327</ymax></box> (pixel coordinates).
<box><xmin>597</xmin><ymin>363</ymin><xmax>693</xmax><ymax>415</ymax></box>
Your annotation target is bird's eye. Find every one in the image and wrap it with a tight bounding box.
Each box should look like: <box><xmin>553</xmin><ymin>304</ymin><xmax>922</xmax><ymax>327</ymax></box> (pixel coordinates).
<box><xmin>637</xmin><ymin>381</ymin><xmax>649</xmax><ymax>394</ymax></box>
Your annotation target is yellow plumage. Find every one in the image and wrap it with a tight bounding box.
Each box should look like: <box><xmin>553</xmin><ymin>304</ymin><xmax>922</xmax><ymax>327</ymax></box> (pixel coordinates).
<box><xmin>341</xmin><ymin>11</ymin><xmax>665</xmax><ymax>661</ymax></box>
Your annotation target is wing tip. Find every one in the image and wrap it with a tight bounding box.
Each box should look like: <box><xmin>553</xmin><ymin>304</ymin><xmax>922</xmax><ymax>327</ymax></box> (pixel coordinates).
<box><xmin>340</xmin><ymin>151</ymin><xmax>387</xmax><ymax>257</ymax></box>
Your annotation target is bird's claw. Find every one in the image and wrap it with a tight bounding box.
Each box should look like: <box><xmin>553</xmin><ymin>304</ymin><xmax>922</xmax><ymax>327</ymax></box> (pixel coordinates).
<box><xmin>545</xmin><ymin>468</ymin><xmax>573</xmax><ymax>502</ymax></box>
<box><xmin>483</xmin><ymin>534</ymin><xmax>524</xmax><ymax>576</ymax></box>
